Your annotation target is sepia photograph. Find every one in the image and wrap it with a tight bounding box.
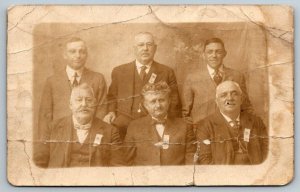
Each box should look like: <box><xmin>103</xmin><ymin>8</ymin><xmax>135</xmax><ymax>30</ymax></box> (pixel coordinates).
<box><xmin>7</xmin><ymin>5</ymin><xmax>294</xmax><ymax>186</ymax></box>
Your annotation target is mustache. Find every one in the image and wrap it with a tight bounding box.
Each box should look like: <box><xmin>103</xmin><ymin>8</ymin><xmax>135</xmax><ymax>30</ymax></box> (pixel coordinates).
<box><xmin>76</xmin><ymin>105</ymin><xmax>97</xmax><ymax>112</ymax></box>
<box><xmin>224</xmin><ymin>100</ymin><xmax>236</xmax><ymax>105</ymax></box>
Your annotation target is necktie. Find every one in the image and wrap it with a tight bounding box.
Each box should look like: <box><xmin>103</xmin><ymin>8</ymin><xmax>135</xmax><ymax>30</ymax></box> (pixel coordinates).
<box><xmin>72</xmin><ymin>72</ymin><xmax>79</xmax><ymax>87</ymax></box>
<box><xmin>140</xmin><ymin>66</ymin><xmax>147</xmax><ymax>81</ymax></box>
<box><xmin>229</xmin><ymin>120</ymin><xmax>240</xmax><ymax>137</ymax></box>
<box><xmin>74</xmin><ymin>123</ymin><xmax>91</xmax><ymax>130</ymax></box>
<box><xmin>213</xmin><ymin>69</ymin><xmax>222</xmax><ymax>85</ymax></box>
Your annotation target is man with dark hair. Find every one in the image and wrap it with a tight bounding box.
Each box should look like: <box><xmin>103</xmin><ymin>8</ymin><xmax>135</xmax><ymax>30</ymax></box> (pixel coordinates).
<box><xmin>103</xmin><ymin>32</ymin><xmax>181</xmax><ymax>140</ymax></box>
<box><xmin>196</xmin><ymin>81</ymin><xmax>268</xmax><ymax>165</ymax></box>
<box><xmin>38</xmin><ymin>37</ymin><xmax>107</xmax><ymax>139</ymax></box>
<box><xmin>34</xmin><ymin>83</ymin><xmax>123</xmax><ymax>168</ymax></box>
<box><xmin>124</xmin><ymin>81</ymin><xmax>195</xmax><ymax>166</ymax></box>
<box><xmin>182</xmin><ymin>37</ymin><xmax>252</xmax><ymax>126</ymax></box>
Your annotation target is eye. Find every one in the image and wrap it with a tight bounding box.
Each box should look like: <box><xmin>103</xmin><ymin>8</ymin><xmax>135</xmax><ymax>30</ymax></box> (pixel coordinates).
<box><xmin>75</xmin><ymin>97</ymin><xmax>82</xmax><ymax>102</ymax></box>
<box><xmin>219</xmin><ymin>93</ymin><xmax>227</xmax><ymax>98</ymax></box>
<box><xmin>216</xmin><ymin>50</ymin><xmax>224</xmax><ymax>55</ymax></box>
<box><xmin>146</xmin><ymin>43</ymin><xmax>154</xmax><ymax>47</ymax></box>
<box><xmin>231</xmin><ymin>91</ymin><xmax>239</xmax><ymax>96</ymax></box>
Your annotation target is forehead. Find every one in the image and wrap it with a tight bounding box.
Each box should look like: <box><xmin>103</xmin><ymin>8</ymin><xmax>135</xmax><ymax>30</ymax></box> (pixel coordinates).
<box><xmin>217</xmin><ymin>83</ymin><xmax>239</xmax><ymax>94</ymax></box>
<box><xmin>134</xmin><ymin>34</ymin><xmax>154</xmax><ymax>44</ymax></box>
<box><xmin>65</xmin><ymin>41</ymin><xmax>86</xmax><ymax>49</ymax></box>
<box><xmin>144</xmin><ymin>92</ymin><xmax>168</xmax><ymax>100</ymax></box>
<box><xmin>72</xmin><ymin>88</ymin><xmax>93</xmax><ymax>97</ymax></box>
<box><xmin>204</xmin><ymin>42</ymin><xmax>224</xmax><ymax>50</ymax></box>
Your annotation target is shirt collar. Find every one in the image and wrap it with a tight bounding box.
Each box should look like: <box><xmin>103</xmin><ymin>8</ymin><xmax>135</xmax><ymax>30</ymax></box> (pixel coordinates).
<box><xmin>220</xmin><ymin>111</ymin><xmax>240</xmax><ymax>124</ymax></box>
<box><xmin>151</xmin><ymin>115</ymin><xmax>167</xmax><ymax>124</ymax></box>
<box><xmin>135</xmin><ymin>60</ymin><xmax>152</xmax><ymax>70</ymax></box>
<box><xmin>72</xmin><ymin>115</ymin><xmax>92</xmax><ymax>130</ymax></box>
<box><xmin>207</xmin><ymin>64</ymin><xmax>224</xmax><ymax>76</ymax></box>
<box><xmin>66</xmin><ymin>65</ymin><xmax>84</xmax><ymax>80</ymax></box>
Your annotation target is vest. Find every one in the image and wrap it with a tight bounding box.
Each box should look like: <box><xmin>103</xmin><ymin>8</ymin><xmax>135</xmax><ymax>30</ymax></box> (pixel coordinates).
<box><xmin>131</xmin><ymin>68</ymin><xmax>148</xmax><ymax>119</ymax></box>
<box><xmin>69</xmin><ymin>129</ymin><xmax>92</xmax><ymax>167</ymax></box>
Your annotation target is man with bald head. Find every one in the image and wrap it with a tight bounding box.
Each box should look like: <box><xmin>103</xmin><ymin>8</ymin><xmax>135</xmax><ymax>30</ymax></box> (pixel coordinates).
<box><xmin>35</xmin><ymin>83</ymin><xmax>123</xmax><ymax>168</ymax></box>
<box><xmin>196</xmin><ymin>80</ymin><xmax>268</xmax><ymax>165</ymax></box>
<box><xmin>38</xmin><ymin>37</ymin><xmax>107</xmax><ymax>141</ymax></box>
<box><xmin>104</xmin><ymin>32</ymin><xmax>181</xmax><ymax>140</ymax></box>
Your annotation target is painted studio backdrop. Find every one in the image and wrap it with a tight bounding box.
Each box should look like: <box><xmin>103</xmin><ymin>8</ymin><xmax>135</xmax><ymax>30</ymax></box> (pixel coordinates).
<box><xmin>33</xmin><ymin>22</ymin><xmax>268</xmax><ymax>139</ymax></box>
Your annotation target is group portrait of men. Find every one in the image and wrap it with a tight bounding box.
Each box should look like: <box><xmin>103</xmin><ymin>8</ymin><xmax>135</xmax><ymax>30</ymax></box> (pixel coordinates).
<box><xmin>34</xmin><ymin>31</ymin><xmax>268</xmax><ymax>168</ymax></box>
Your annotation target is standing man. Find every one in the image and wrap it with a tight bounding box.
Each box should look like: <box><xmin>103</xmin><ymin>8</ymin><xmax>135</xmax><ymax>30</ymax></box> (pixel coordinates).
<box><xmin>38</xmin><ymin>37</ymin><xmax>107</xmax><ymax>138</ymax></box>
<box><xmin>104</xmin><ymin>32</ymin><xmax>181</xmax><ymax>140</ymax></box>
<box><xmin>182</xmin><ymin>38</ymin><xmax>252</xmax><ymax>125</ymax></box>
<box><xmin>34</xmin><ymin>83</ymin><xmax>123</xmax><ymax>168</ymax></box>
<box><xmin>124</xmin><ymin>82</ymin><xmax>195</xmax><ymax>166</ymax></box>
<box><xmin>196</xmin><ymin>81</ymin><xmax>268</xmax><ymax>165</ymax></box>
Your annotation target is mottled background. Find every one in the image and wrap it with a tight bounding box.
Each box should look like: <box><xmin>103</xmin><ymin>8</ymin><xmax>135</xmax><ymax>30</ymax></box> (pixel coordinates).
<box><xmin>33</xmin><ymin>22</ymin><xmax>269</xmax><ymax>137</ymax></box>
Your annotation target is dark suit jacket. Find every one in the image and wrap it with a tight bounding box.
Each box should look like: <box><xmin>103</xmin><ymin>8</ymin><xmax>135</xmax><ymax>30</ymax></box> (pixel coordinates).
<box><xmin>107</xmin><ymin>61</ymin><xmax>181</xmax><ymax>126</ymax></box>
<box><xmin>124</xmin><ymin>115</ymin><xmax>196</xmax><ymax>166</ymax></box>
<box><xmin>182</xmin><ymin>65</ymin><xmax>252</xmax><ymax>124</ymax></box>
<box><xmin>38</xmin><ymin>67</ymin><xmax>107</xmax><ymax>138</ymax></box>
<box><xmin>196</xmin><ymin>111</ymin><xmax>268</xmax><ymax>165</ymax></box>
<box><xmin>34</xmin><ymin>116</ymin><xmax>124</xmax><ymax>168</ymax></box>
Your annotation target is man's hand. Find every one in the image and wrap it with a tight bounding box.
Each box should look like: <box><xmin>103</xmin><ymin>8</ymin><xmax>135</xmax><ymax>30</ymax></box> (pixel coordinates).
<box><xmin>103</xmin><ymin>112</ymin><xmax>116</xmax><ymax>124</ymax></box>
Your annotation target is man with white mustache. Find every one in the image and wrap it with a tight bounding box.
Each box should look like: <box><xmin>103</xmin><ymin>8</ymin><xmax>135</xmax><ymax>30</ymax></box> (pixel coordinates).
<box><xmin>104</xmin><ymin>32</ymin><xmax>181</xmax><ymax>140</ymax></box>
<box><xmin>196</xmin><ymin>81</ymin><xmax>268</xmax><ymax>165</ymax></box>
<box><xmin>38</xmin><ymin>37</ymin><xmax>107</xmax><ymax>145</ymax></box>
<box><xmin>34</xmin><ymin>83</ymin><xmax>123</xmax><ymax>168</ymax></box>
<box><xmin>182</xmin><ymin>38</ymin><xmax>252</xmax><ymax>126</ymax></box>
<box><xmin>124</xmin><ymin>81</ymin><xmax>195</xmax><ymax>166</ymax></box>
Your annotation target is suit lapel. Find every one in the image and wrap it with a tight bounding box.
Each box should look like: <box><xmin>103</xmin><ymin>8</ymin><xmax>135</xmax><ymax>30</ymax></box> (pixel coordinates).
<box><xmin>144</xmin><ymin>116</ymin><xmax>161</xmax><ymax>143</ymax></box>
<box><xmin>57</xmin><ymin>70</ymin><xmax>72</xmax><ymax>96</ymax></box>
<box><xmin>213</xmin><ymin>111</ymin><xmax>232</xmax><ymax>141</ymax></box>
<box><xmin>80</xmin><ymin>67</ymin><xmax>90</xmax><ymax>84</ymax></box>
<box><xmin>145</xmin><ymin>61</ymin><xmax>161</xmax><ymax>84</ymax></box>
<box><xmin>163</xmin><ymin>118</ymin><xmax>178</xmax><ymax>139</ymax></box>
<box><xmin>126</xmin><ymin>62</ymin><xmax>136</xmax><ymax>99</ymax></box>
<box><xmin>61</xmin><ymin>116</ymin><xmax>73</xmax><ymax>167</ymax></box>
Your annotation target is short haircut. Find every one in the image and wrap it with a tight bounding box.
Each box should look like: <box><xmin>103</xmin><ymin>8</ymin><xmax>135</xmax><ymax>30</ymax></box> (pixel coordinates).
<box><xmin>141</xmin><ymin>81</ymin><xmax>171</xmax><ymax>96</ymax></box>
<box><xmin>204</xmin><ymin>38</ymin><xmax>225</xmax><ymax>51</ymax></box>
<box><xmin>70</xmin><ymin>83</ymin><xmax>95</xmax><ymax>102</ymax></box>
<box><xmin>216</xmin><ymin>80</ymin><xmax>243</xmax><ymax>98</ymax></box>
<box><xmin>64</xmin><ymin>37</ymin><xmax>86</xmax><ymax>47</ymax></box>
<box><xmin>134</xmin><ymin>32</ymin><xmax>156</xmax><ymax>44</ymax></box>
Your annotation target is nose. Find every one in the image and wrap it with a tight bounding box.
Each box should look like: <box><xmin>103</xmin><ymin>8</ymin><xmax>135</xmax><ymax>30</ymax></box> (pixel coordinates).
<box><xmin>211</xmin><ymin>51</ymin><xmax>217</xmax><ymax>57</ymax></box>
<box><xmin>226</xmin><ymin>93</ymin><xmax>233</xmax><ymax>100</ymax></box>
<box><xmin>74</xmin><ymin>51</ymin><xmax>81</xmax><ymax>58</ymax></box>
<box><xmin>81</xmin><ymin>98</ymin><xmax>87</xmax><ymax>106</ymax></box>
<box><xmin>154</xmin><ymin>100</ymin><xmax>161</xmax><ymax>108</ymax></box>
<box><xmin>142</xmin><ymin>44</ymin><xmax>149</xmax><ymax>51</ymax></box>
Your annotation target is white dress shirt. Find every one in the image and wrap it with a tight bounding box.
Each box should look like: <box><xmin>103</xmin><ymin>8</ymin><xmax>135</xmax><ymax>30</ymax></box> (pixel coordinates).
<box><xmin>220</xmin><ymin>111</ymin><xmax>240</xmax><ymax>127</ymax></box>
<box><xmin>152</xmin><ymin>116</ymin><xmax>167</xmax><ymax>138</ymax></box>
<box><xmin>135</xmin><ymin>60</ymin><xmax>152</xmax><ymax>75</ymax></box>
<box><xmin>72</xmin><ymin>116</ymin><xmax>92</xmax><ymax>144</ymax></box>
<box><xmin>66</xmin><ymin>65</ymin><xmax>84</xmax><ymax>85</ymax></box>
<box><xmin>207</xmin><ymin>64</ymin><xmax>224</xmax><ymax>80</ymax></box>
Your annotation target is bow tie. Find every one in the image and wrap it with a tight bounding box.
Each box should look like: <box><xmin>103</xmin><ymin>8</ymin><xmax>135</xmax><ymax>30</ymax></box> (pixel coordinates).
<box><xmin>74</xmin><ymin>123</ymin><xmax>91</xmax><ymax>130</ymax></box>
<box><xmin>152</xmin><ymin>119</ymin><xmax>166</xmax><ymax>125</ymax></box>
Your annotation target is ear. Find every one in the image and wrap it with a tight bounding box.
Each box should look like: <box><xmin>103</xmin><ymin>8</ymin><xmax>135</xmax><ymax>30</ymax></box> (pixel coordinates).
<box><xmin>223</xmin><ymin>50</ymin><xmax>227</xmax><ymax>57</ymax></box>
<box><xmin>69</xmin><ymin>102</ymin><xmax>72</xmax><ymax>110</ymax></box>
<box><xmin>153</xmin><ymin>44</ymin><xmax>157</xmax><ymax>54</ymax></box>
<box><xmin>63</xmin><ymin>50</ymin><xmax>67</xmax><ymax>60</ymax></box>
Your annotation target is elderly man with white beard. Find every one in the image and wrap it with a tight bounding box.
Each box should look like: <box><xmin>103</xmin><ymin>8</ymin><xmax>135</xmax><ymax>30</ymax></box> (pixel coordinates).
<box><xmin>34</xmin><ymin>83</ymin><xmax>124</xmax><ymax>168</ymax></box>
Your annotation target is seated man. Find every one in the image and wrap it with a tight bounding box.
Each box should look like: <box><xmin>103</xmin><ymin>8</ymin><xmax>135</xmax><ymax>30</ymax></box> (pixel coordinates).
<box><xmin>124</xmin><ymin>81</ymin><xmax>196</xmax><ymax>166</ymax></box>
<box><xmin>34</xmin><ymin>83</ymin><xmax>123</xmax><ymax>168</ymax></box>
<box><xmin>196</xmin><ymin>80</ymin><xmax>268</xmax><ymax>165</ymax></box>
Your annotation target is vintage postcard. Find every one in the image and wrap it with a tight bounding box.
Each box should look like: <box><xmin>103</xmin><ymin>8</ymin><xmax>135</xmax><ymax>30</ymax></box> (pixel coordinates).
<box><xmin>7</xmin><ymin>5</ymin><xmax>294</xmax><ymax>186</ymax></box>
